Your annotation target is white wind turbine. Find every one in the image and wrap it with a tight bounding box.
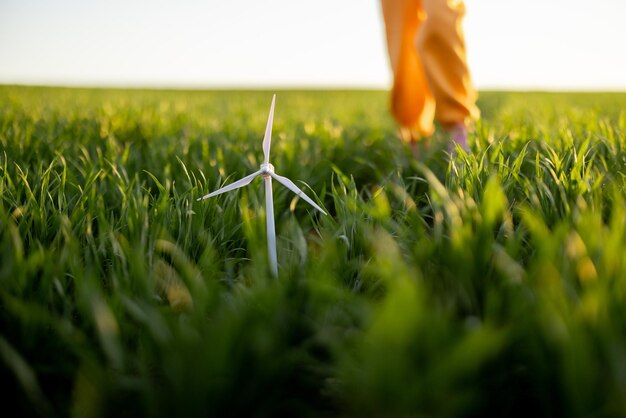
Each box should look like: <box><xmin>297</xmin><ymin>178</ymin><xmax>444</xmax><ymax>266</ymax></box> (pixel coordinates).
<box><xmin>198</xmin><ymin>95</ymin><xmax>327</xmax><ymax>276</ymax></box>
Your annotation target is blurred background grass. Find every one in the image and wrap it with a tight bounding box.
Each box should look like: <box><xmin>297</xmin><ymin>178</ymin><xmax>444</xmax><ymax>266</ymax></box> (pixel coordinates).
<box><xmin>1</xmin><ymin>86</ymin><xmax>626</xmax><ymax>417</ymax></box>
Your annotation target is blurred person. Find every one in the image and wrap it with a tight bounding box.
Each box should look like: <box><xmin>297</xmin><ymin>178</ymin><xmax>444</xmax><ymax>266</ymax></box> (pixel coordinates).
<box><xmin>381</xmin><ymin>0</ymin><xmax>479</xmax><ymax>153</ymax></box>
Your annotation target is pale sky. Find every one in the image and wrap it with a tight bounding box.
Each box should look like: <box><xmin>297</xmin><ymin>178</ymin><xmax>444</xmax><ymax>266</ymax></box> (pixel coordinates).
<box><xmin>1</xmin><ymin>0</ymin><xmax>625</xmax><ymax>90</ymax></box>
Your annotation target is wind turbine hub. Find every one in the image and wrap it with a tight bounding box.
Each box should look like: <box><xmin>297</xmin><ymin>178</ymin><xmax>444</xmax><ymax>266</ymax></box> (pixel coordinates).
<box><xmin>260</xmin><ymin>163</ymin><xmax>275</xmax><ymax>176</ymax></box>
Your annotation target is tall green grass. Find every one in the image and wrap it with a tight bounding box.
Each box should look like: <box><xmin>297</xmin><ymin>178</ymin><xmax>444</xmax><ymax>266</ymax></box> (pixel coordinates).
<box><xmin>1</xmin><ymin>86</ymin><xmax>626</xmax><ymax>417</ymax></box>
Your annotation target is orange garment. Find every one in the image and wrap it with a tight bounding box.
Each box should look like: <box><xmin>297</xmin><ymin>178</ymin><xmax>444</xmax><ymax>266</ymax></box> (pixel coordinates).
<box><xmin>381</xmin><ymin>0</ymin><xmax>479</xmax><ymax>139</ymax></box>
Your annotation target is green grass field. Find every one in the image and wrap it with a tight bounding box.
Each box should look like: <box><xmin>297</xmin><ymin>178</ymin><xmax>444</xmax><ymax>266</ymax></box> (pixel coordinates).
<box><xmin>1</xmin><ymin>86</ymin><xmax>626</xmax><ymax>417</ymax></box>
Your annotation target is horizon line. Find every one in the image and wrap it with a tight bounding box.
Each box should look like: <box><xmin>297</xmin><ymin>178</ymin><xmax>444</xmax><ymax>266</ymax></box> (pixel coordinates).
<box><xmin>2</xmin><ymin>82</ymin><xmax>626</xmax><ymax>94</ymax></box>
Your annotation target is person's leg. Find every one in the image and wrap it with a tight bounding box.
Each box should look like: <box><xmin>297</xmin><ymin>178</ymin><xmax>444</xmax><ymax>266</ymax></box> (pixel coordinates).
<box><xmin>418</xmin><ymin>0</ymin><xmax>479</xmax><ymax>150</ymax></box>
<box><xmin>381</xmin><ymin>0</ymin><xmax>435</xmax><ymax>142</ymax></box>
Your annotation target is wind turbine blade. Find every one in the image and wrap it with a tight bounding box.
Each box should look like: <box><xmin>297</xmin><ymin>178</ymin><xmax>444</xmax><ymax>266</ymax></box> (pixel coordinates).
<box><xmin>262</xmin><ymin>94</ymin><xmax>276</xmax><ymax>165</ymax></box>
<box><xmin>197</xmin><ymin>170</ymin><xmax>262</xmax><ymax>201</ymax></box>
<box><xmin>269</xmin><ymin>172</ymin><xmax>327</xmax><ymax>215</ymax></box>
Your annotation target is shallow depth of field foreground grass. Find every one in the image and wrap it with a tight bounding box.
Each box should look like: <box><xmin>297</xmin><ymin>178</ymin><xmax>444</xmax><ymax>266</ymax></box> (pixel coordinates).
<box><xmin>1</xmin><ymin>86</ymin><xmax>626</xmax><ymax>417</ymax></box>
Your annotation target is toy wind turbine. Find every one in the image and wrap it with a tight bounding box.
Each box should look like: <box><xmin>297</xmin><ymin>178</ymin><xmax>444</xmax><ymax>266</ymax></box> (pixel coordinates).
<box><xmin>198</xmin><ymin>95</ymin><xmax>327</xmax><ymax>276</ymax></box>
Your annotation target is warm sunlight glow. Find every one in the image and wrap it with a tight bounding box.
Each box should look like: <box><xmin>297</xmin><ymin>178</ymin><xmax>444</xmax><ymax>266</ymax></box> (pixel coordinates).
<box><xmin>0</xmin><ymin>0</ymin><xmax>624</xmax><ymax>90</ymax></box>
